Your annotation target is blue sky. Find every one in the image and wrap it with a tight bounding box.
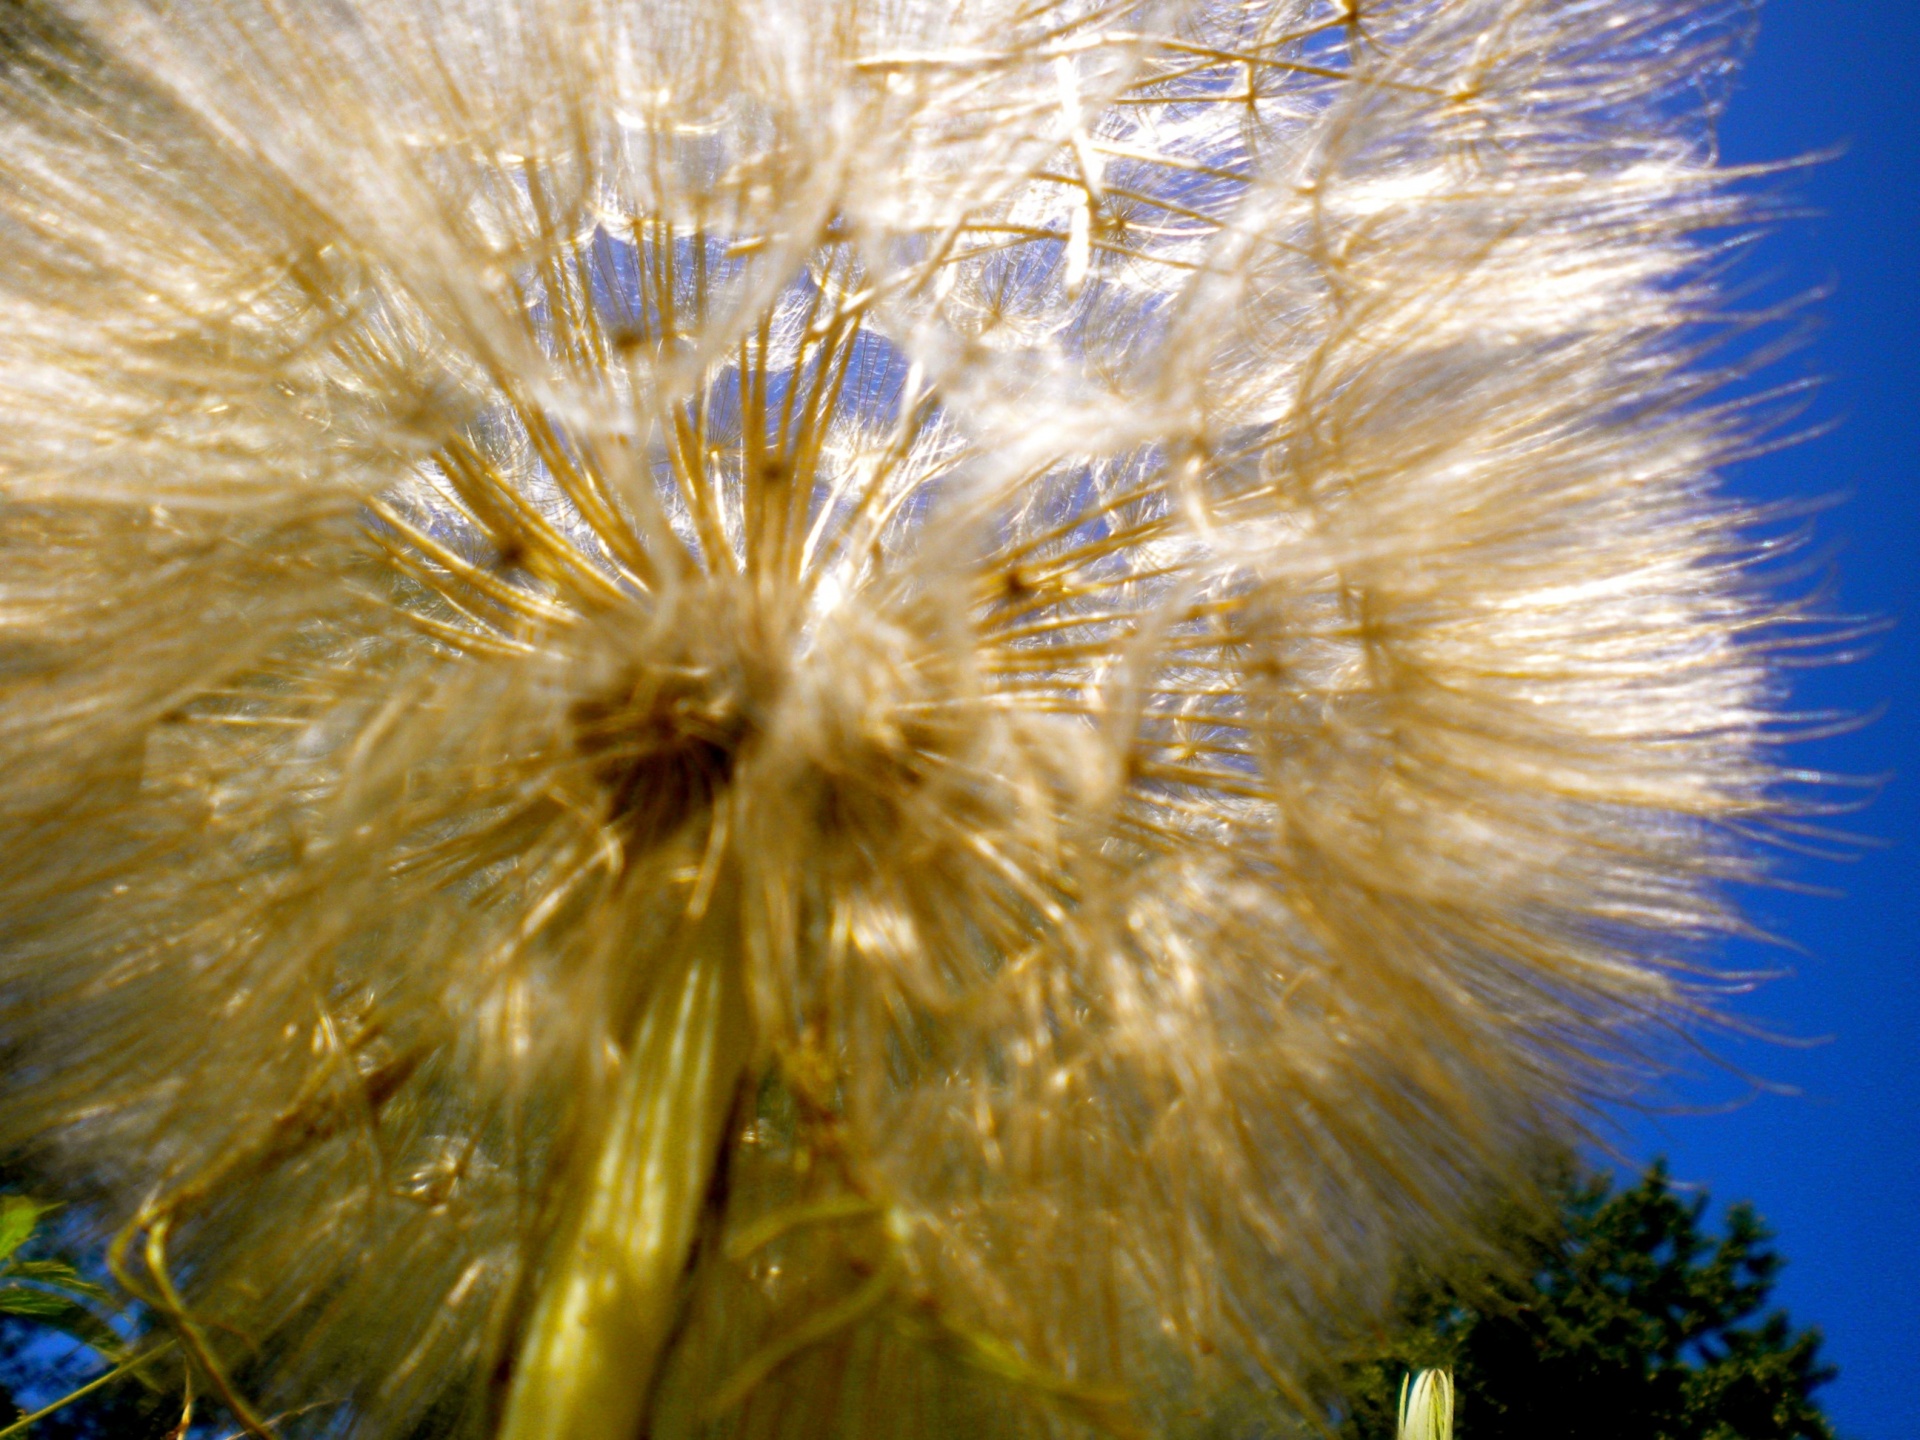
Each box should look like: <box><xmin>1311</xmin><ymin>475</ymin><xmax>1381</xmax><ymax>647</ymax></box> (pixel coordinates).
<box><xmin>1610</xmin><ymin>5</ymin><xmax>1919</xmax><ymax>1438</ymax></box>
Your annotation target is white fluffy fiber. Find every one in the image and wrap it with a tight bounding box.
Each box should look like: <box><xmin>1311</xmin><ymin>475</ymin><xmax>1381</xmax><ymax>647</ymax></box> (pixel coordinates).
<box><xmin>0</xmin><ymin>3</ymin><xmax>1813</xmax><ymax>1436</ymax></box>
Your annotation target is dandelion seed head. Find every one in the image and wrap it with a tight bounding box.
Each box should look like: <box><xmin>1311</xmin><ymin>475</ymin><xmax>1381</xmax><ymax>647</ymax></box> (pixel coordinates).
<box><xmin>0</xmin><ymin>0</ymin><xmax>1819</xmax><ymax>1436</ymax></box>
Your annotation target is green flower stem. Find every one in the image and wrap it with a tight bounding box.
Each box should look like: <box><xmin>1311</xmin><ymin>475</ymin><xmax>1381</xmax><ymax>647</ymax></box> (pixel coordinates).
<box><xmin>500</xmin><ymin>883</ymin><xmax>747</xmax><ymax>1440</ymax></box>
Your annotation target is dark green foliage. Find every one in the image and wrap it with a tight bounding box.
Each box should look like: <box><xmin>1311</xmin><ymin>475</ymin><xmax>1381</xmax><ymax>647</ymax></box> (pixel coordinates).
<box><xmin>0</xmin><ymin>1329</ymin><xmax>184</xmax><ymax>1440</ymax></box>
<box><xmin>1339</xmin><ymin>1160</ymin><xmax>1838</xmax><ymax>1440</ymax></box>
<box><xmin>0</xmin><ymin>1165</ymin><xmax>1843</xmax><ymax>1439</ymax></box>
<box><xmin>0</xmin><ymin>1197</ymin><xmax>122</xmax><ymax>1361</ymax></box>
<box><xmin>0</xmin><ymin>1194</ymin><xmax>184</xmax><ymax>1439</ymax></box>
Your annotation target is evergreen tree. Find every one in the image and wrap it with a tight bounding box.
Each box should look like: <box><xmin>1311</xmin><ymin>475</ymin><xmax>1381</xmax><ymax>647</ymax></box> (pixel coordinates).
<box><xmin>1340</xmin><ymin>1161</ymin><xmax>1838</xmax><ymax>1440</ymax></box>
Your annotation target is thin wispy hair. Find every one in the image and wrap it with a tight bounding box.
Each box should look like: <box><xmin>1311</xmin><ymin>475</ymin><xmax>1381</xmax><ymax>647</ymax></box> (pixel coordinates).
<box><xmin>0</xmin><ymin>1</ymin><xmax>1826</xmax><ymax>1437</ymax></box>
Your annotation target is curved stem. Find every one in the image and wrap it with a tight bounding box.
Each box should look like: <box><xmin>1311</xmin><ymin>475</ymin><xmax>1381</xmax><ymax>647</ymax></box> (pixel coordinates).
<box><xmin>500</xmin><ymin>884</ymin><xmax>748</xmax><ymax>1440</ymax></box>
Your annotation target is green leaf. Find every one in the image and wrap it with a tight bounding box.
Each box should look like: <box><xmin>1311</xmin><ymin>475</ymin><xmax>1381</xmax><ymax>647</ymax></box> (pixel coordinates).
<box><xmin>0</xmin><ymin>1196</ymin><xmax>43</xmax><ymax>1265</ymax></box>
<box><xmin>9</xmin><ymin>1259</ymin><xmax>110</xmax><ymax>1301</ymax></box>
<box><xmin>0</xmin><ymin>1283</ymin><xmax>127</xmax><ymax>1360</ymax></box>
<box><xmin>0</xmin><ymin>1286</ymin><xmax>75</xmax><ymax>1318</ymax></box>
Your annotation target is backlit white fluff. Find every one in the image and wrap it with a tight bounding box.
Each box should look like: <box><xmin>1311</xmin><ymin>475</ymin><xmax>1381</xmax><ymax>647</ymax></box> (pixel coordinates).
<box><xmin>0</xmin><ymin>2</ymin><xmax>1811</xmax><ymax>1437</ymax></box>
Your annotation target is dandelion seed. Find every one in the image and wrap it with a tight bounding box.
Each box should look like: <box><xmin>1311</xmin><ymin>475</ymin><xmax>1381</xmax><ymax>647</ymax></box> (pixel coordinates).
<box><xmin>0</xmin><ymin>1</ymin><xmax>1821</xmax><ymax>1438</ymax></box>
<box><xmin>1397</xmin><ymin>1369</ymin><xmax>1454</xmax><ymax>1440</ymax></box>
